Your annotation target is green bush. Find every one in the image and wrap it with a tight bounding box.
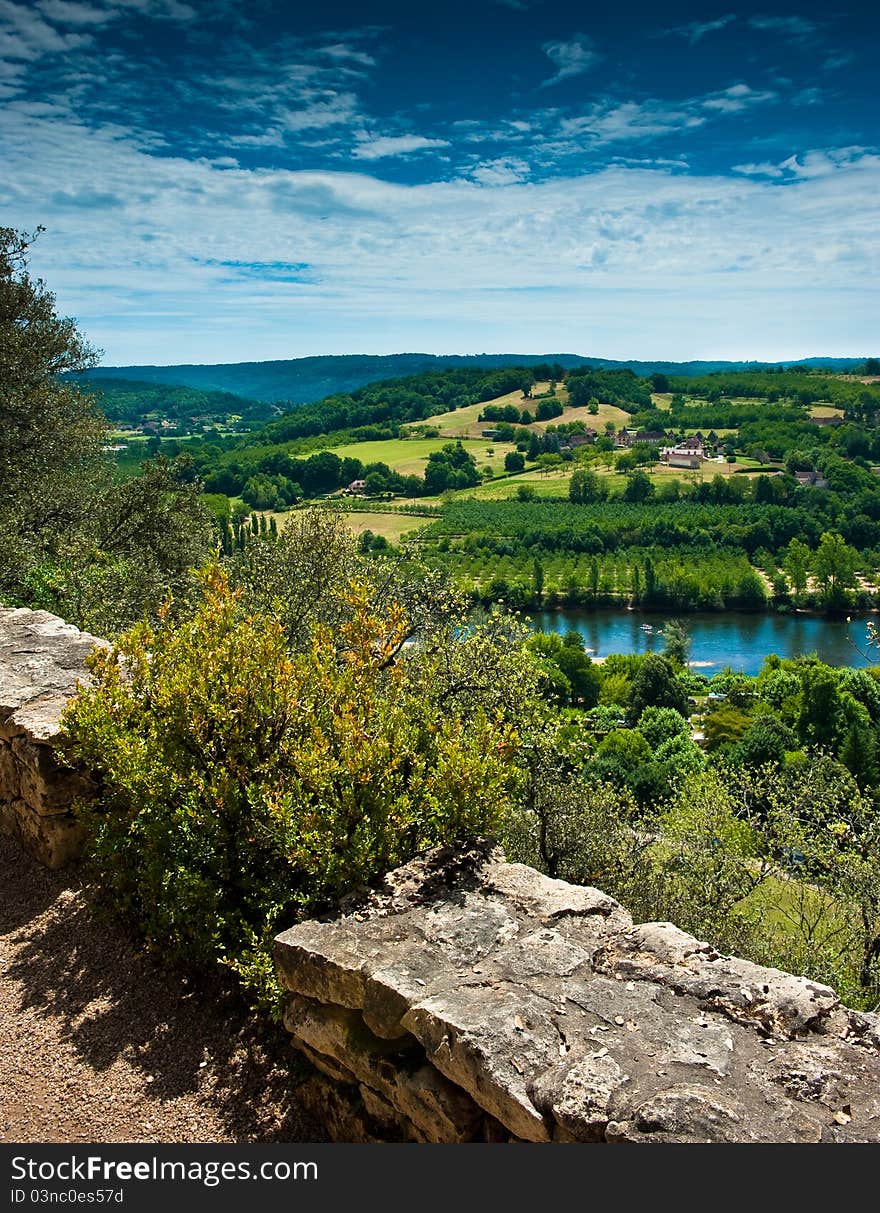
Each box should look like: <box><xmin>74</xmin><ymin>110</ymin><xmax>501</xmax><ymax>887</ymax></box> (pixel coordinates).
<box><xmin>61</xmin><ymin>565</ymin><xmax>522</xmax><ymax>1010</ymax></box>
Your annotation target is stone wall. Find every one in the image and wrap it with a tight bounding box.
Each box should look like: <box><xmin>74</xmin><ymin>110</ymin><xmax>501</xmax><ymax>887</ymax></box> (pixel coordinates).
<box><xmin>274</xmin><ymin>843</ymin><xmax>880</xmax><ymax>1143</ymax></box>
<box><xmin>0</xmin><ymin>606</ymin><xmax>103</xmax><ymax>868</ymax></box>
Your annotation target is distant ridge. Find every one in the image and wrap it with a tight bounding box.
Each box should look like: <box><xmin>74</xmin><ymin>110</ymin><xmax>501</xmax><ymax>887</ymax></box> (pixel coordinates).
<box><xmin>77</xmin><ymin>352</ymin><xmax>868</xmax><ymax>405</ymax></box>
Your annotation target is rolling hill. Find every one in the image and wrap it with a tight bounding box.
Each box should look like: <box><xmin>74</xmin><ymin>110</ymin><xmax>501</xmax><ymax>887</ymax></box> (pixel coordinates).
<box><xmin>74</xmin><ymin>353</ymin><xmax>869</xmax><ymax>406</ymax></box>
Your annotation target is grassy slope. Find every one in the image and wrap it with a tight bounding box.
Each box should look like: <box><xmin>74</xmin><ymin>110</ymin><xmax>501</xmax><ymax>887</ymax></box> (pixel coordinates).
<box><xmin>317</xmin><ymin>435</ymin><xmax>514</xmax><ymax>475</ymax></box>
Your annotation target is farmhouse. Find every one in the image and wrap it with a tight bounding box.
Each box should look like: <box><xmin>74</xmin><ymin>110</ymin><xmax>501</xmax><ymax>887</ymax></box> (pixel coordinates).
<box><xmin>795</xmin><ymin>470</ymin><xmax>830</xmax><ymax>488</ymax></box>
<box><xmin>346</xmin><ymin>479</ymin><xmax>367</xmax><ymax>495</ymax></box>
<box><xmin>661</xmin><ymin>432</ymin><xmax>709</xmax><ymax>467</ymax></box>
<box><xmin>568</xmin><ymin>430</ymin><xmax>596</xmax><ymax>447</ymax></box>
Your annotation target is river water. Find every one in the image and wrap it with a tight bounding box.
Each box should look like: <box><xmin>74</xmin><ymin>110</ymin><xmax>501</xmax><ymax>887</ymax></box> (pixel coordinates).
<box><xmin>527</xmin><ymin>610</ymin><xmax>876</xmax><ymax>676</ymax></box>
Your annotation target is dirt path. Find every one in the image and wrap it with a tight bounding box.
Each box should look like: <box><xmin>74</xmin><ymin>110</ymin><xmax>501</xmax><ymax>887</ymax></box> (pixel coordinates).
<box><xmin>0</xmin><ymin>837</ymin><xmax>322</xmax><ymax>1143</ymax></box>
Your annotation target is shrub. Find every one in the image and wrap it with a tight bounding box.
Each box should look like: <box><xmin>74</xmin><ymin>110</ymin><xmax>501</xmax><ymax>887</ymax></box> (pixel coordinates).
<box><xmin>61</xmin><ymin>565</ymin><xmax>522</xmax><ymax>1010</ymax></box>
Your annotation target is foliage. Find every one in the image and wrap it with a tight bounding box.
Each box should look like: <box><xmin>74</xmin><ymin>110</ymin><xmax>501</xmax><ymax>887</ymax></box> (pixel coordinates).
<box><xmin>0</xmin><ymin>227</ymin><xmax>214</xmax><ymax>631</ymax></box>
<box><xmin>61</xmin><ymin>566</ymin><xmax>530</xmax><ymax>1010</ymax></box>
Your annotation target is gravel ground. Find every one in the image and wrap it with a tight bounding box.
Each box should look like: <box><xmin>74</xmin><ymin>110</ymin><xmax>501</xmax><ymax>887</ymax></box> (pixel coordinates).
<box><xmin>0</xmin><ymin>837</ymin><xmax>323</xmax><ymax>1143</ymax></box>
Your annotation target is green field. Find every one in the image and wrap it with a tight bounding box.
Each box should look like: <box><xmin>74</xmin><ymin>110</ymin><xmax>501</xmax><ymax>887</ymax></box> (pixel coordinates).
<box><xmin>318</xmin><ymin>435</ymin><xmax>514</xmax><ymax>476</ymax></box>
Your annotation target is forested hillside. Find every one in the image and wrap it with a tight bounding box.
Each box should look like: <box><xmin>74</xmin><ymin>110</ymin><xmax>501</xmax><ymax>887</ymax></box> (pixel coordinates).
<box><xmin>68</xmin><ymin>377</ymin><xmax>275</xmax><ymax>429</ymax></box>
<box><xmin>75</xmin><ymin>352</ymin><xmax>870</xmax><ymax>405</ymax></box>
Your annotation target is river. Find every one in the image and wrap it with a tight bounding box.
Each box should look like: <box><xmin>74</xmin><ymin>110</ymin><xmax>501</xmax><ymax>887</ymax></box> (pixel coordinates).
<box><xmin>527</xmin><ymin>610</ymin><xmax>876</xmax><ymax>676</ymax></box>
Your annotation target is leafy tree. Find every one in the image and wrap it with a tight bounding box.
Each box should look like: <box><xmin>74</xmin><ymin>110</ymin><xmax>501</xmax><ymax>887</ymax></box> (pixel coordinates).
<box><xmin>662</xmin><ymin>619</ymin><xmax>691</xmax><ymax>666</ymax></box>
<box><xmin>735</xmin><ymin>715</ymin><xmax>794</xmax><ymax>768</ymax></box>
<box><xmin>622</xmin><ymin>470</ymin><xmax>654</xmax><ymax>502</ymax></box>
<box><xmin>0</xmin><ymin>227</ymin><xmax>103</xmax><ymax>513</ymax></box>
<box><xmin>703</xmin><ymin>705</ymin><xmax>752</xmax><ymax>751</ymax></box>
<box><xmin>525</xmin><ymin>630</ymin><xmax>601</xmax><ymax>708</ymax></box>
<box><xmin>627</xmin><ymin>653</ymin><xmax>688</xmax><ymax>722</ymax></box>
<box><xmin>504</xmin><ymin>450</ymin><xmax>525</xmax><ymax>473</ymax></box>
<box><xmin>568</xmin><ymin>468</ymin><xmax>603</xmax><ymax>504</ymax></box>
<box><xmin>813</xmin><ymin>531</ymin><xmax>859</xmax><ymax>608</ymax></box>
<box><xmin>797</xmin><ymin>664</ymin><xmax>843</xmax><ymax>748</ymax></box>
<box><xmin>0</xmin><ymin>227</ymin><xmax>212</xmax><ymax>629</ymax></box>
<box><xmin>637</xmin><ymin>706</ymin><xmax>690</xmax><ymax>750</ymax></box>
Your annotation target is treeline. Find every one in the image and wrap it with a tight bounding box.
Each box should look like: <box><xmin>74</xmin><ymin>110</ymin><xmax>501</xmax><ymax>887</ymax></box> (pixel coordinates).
<box><xmin>567</xmin><ymin>368</ymin><xmax>654</xmax><ymax>412</ymax></box>
<box><xmin>431</xmin><ymin>544</ymin><xmax>768</xmax><ymax>612</ymax></box>
<box><xmin>426</xmin><ymin>498</ymin><xmax>827</xmax><ymax>557</ymax></box>
<box><xmin>667</xmin><ymin>368</ymin><xmax>880</xmax><ymax>414</ymax></box>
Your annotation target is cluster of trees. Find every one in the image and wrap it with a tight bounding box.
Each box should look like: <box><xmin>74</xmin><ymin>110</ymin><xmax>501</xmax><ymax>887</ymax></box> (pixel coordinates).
<box><xmin>210</xmin><ymin>441</ymin><xmax>481</xmax><ymax>508</ymax></box>
<box><xmin>0</xmin><ymin>228</ymin><xmax>213</xmax><ymax>634</ymax></box>
<box><xmin>566</xmin><ymin>368</ymin><xmax>654</xmax><ymax>412</ymax></box>
<box><xmin>422</xmin><ymin>485</ymin><xmax>880</xmax><ymax>613</ymax></box>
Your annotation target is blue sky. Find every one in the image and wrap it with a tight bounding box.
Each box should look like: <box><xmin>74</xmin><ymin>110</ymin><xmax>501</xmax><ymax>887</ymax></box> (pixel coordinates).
<box><xmin>1</xmin><ymin>0</ymin><xmax>877</xmax><ymax>364</ymax></box>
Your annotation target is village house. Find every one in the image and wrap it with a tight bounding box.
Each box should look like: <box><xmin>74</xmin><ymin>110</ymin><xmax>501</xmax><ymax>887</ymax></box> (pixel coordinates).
<box><xmin>345</xmin><ymin>479</ymin><xmax>367</xmax><ymax>495</ymax></box>
<box><xmin>568</xmin><ymin>430</ymin><xmax>596</xmax><ymax>447</ymax></box>
<box><xmin>794</xmin><ymin>470</ymin><xmax>830</xmax><ymax>488</ymax></box>
<box><xmin>660</xmin><ymin>432</ymin><xmax>709</xmax><ymax>467</ymax></box>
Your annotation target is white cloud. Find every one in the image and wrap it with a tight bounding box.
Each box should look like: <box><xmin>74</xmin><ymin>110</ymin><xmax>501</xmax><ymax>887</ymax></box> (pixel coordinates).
<box><xmin>280</xmin><ymin>93</ymin><xmax>361</xmax><ymax>133</ymax></box>
<box><xmin>351</xmin><ymin>134</ymin><xmax>450</xmax><ymax>160</ymax></box>
<box><xmin>540</xmin><ymin>34</ymin><xmax>600</xmax><ymax>87</ymax></box>
<box><xmin>701</xmin><ymin>83</ymin><xmax>777</xmax><ymax>113</ymax></box>
<box><xmin>316</xmin><ymin>42</ymin><xmax>376</xmax><ymax>68</ymax></box>
<box><xmin>734</xmin><ymin>146</ymin><xmax>879</xmax><ymax>180</ymax></box>
<box><xmin>3</xmin><ymin>101</ymin><xmax>877</xmax><ymax>363</ymax></box>
<box><xmin>731</xmin><ymin>162</ymin><xmax>784</xmax><ymax>178</ymax></box>
<box><xmin>561</xmin><ymin>99</ymin><xmax>705</xmax><ymax>143</ymax></box>
<box><xmin>36</xmin><ymin>1</ymin><xmax>113</xmax><ymax>25</ymax></box>
<box><xmin>469</xmin><ymin>157</ymin><xmax>530</xmax><ymax>185</ymax></box>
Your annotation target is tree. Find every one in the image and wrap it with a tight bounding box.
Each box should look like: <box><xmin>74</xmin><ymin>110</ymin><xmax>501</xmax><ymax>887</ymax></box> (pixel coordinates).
<box><xmin>814</xmin><ymin>531</ymin><xmax>859</xmax><ymax>609</ymax></box>
<box><xmin>622</xmin><ymin>470</ymin><xmax>654</xmax><ymax>503</ymax></box>
<box><xmin>627</xmin><ymin>653</ymin><xmax>688</xmax><ymax>723</ymax></box>
<box><xmin>796</xmin><ymin>663</ymin><xmax>848</xmax><ymax>751</ymax></box>
<box><xmin>662</xmin><ymin>619</ymin><xmax>691</xmax><ymax>666</ymax></box>
<box><xmin>525</xmin><ymin>630</ymin><xmax>601</xmax><ymax>708</ymax></box>
<box><xmin>504</xmin><ymin>450</ymin><xmax>525</xmax><ymax>473</ymax></box>
<box><xmin>0</xmin><ymin>227</ymin><xmax>212</xmax><ymax>630</ymax></box>
<box><xmin>568</xmin><ymin>468</ymin><xmax>602</xmax><ymax>504</ymax></box>
<box><xmin>637</xmin><ymin>705</ymin><xmax>690</xmax><ymax>750</ymax></box>
<box><xmin>783</xmin><ymin>538</ymin><xmax>811</xmax><ymax>599</ymax></box>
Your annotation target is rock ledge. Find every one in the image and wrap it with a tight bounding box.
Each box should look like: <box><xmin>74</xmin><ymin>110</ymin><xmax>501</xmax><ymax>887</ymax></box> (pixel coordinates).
<box><xmin>0</xmin><ymin>606</ymin><xmax>102</xmax><ymax>867</ymax></box>
<box><xmin>275</xmin><ymin>844</ymin><xmax>880</xmax><ymax>1143</ymax></box>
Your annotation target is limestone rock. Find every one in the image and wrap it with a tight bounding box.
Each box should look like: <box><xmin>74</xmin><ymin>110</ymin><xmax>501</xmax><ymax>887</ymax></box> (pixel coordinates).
<box><xmin>0</xmin><ymin>606</ymin><xmax>103</xmax><ymax>867</ymax></box>
<box><xmin>275</xmin><ymin>844</ymin><xmax>880</xmax><ymax>1144</ymax></box>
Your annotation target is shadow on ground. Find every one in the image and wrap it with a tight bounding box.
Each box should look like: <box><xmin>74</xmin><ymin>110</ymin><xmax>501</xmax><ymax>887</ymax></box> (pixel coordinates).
<box><xmin>0</xmin><ymin>836</ymin><xmax>323</xmax><ymax>1142</ymax></box>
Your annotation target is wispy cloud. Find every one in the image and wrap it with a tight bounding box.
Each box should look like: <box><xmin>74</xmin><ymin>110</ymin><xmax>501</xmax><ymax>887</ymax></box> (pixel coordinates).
<box><xmin>747</xmin><ymin>15</ymin><xmax>820</xmax><ymax>41</ymax></box>
<box><xmin>352</xmin><ymin>134</ymin><xmax>451</xmax><ymax>160</ymax></box>
<box><xmin>669</xmin><ymin>14</ymin><xmax>736</xmax><ymax>44</ymax></box>
<box><xmin>540</xmin><ymin>33</ymin><xmax>600</xmax><ymax>87</ymax></box>
<box><xmin>701</xmin><ymin>83</ymin><xmax>777</xmax><ymax>114</ymax></box>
